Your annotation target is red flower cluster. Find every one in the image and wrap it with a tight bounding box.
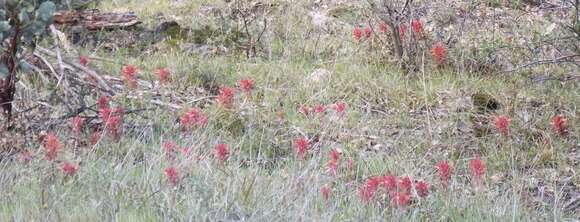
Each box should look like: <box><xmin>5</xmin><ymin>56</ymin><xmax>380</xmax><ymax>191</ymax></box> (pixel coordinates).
<box><xmin>44</xmin><ymin>133</ymin><xmax>61</xmax><ymax>161</ymax></box>
<box><xmin>79</xmin><ymin>56</ymin><xmax>89</xmax><ymax>67</ymax></box>
<box><xmin>333</xmin><ymin>102</ymin><xmax>346</xmax><ymax>114</ymax></box>
<box><xmin>431</xmin><ymin>41</ymin><xmax>448</xmax><ymax>65</ymax></box>
<box><xmin>379</xmin><ymin>21</ymin><xmax>389</xmax><ymax>33</ymax></box>
<box><xmin>411</xmin><ymin>19</ymin><xmax>423</xmax><ymax>37</ymax></box>
<box><xmin>156</xmin><ymin>68</ymin><xmax>171</xmax><ymax>84</ymax></box>
<box><xmin>314</xmin><ymin>104</ymin><xmax>326</xmax><ymax>114</ymax></box>
<box><xmin>239</xmin><ymin>79</ymin><xmax>255</xmax><ymax>94</ymax></box>
<box><xmin>71</xmin><ymin>116</ymin><xmax>85</xmax><ymax>135</ymax></box>
<box><xmin>217</xmin><ymin>86</ymin><xmax>235</xmax><ymax>107</ymax></box>
<box><xmin>61</xmin><ymin>162</ymin><xmax>79</xmax><ymax>176</ymax></box>
<box><xmin>214</xmin><ymin>143</ymin><xmax>230</xmax><ymax>163</ymax></box>
<box><xmin>163</xmin><ymin>141</ymin><xmax>178</xmax><ymax>160</ymax></box>
<box><xmin>399</xmin><ymin>24</ymin><xmax>407</xmax><ymax>40</ymax></box>
<box><xmin>469</xmin><ymin>156</ymin><xmax>486</xmax><ymax>184</ymax></box>
<box><xmin>353</xmin><ymin>27</ymin><xmax>363</xmax><ymax>41</ymax></box>
<box><xmin>164</xmin><ymin>166</ymin><xmax>179</xmax><ymax>186</ymax></box>
<box><xmin>180</xmin><ymin>108</ymin><xmax>208</xmax><ymax>131</ymax></box>
<box><xmin>493</xmin><ymin>115</ymin><xmax>511</xmax><ymax>137</ymax></box>
<box><xmin>299</xmin><ymin>105</ymin><xmax>310</xmax><ymax>116</ymax></box>
<box><xmin>551</xmin><ymin>115</ymin><xmax>568</xmax><ymax>137</ymax></box>
<box><xmin>321</xmin><ymin>184</ymin><xmax>331</xmax><ymax>201</ymax></box>
<box><xmin>293</xmin><ymin>137</ymin><xmax>309</xmax><ymax>159</ymax></box>
<box><xmin>435</xmin><ymin>161</ymin><xmax>452</xmax><ymax>187</ymax></box>
<box><xmin>121</xmin><ymin>65</ymin><xmax>138</xmax><ymax>88</ymax></box>
<box><xmin>99</xmin><ymin>106</ymin><xmax>124</xmax><ymax>139</ymax></box>
<box><xmin>326</xmin><ymin>148</ymin><xmax>341</xmax><ymax>175</ymax></box>
<box><xmin>358</xmin><ymin>174</ymin><xmax>431</xmax><ymax>207</ymax></box>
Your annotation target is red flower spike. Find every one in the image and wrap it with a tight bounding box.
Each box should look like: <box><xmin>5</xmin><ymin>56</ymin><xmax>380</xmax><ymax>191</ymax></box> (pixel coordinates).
<box><xmin>44</xmin><ymin>133</ymin><xmax>61</xmax><ymax>161</ymax></box>
<box><xmin>469</xmin><ymin>156</ymin><xmax>486</xmax><ymax>183</ymax></box>
<box><xmin>239</xmin><ymin>79</ymin><xmax>255</xmax><ymax>94</ymax></box>
<box><xmin>97</xmin><ymin>96</ymin><xmax>110</xmax><ymax>110</ymax></box>
<box><xmin>333</xmin><ymin>102</ymin><xmax>346</xmax><ymax>114</ymax></box>
<box><xmin>217</xmin><ymin>86</ymin><xmax>235</xmax><ymax>107</ymax></box>
<box><xmin>390</xmin><ymin>192</ymin><xmax>411</xmax><ymax>208</ymax></box>
<box><xmin>435</xmin><ymin>161</ymin><xmax>452</xmax><ymax>187</ymax></box>
<box><xmin>79</xmin><ymin>56</ymin><xmax>89</xmax><ymax>67</ymax></box>
<box><xmin>293</xmin><ymin>137</ymin><xmax>309</xmax><ymax>159</ymax></box>
<box><xmin>299</xmin><ymin>105</ymin><xmax>310</xmax><ymax>116</ymax></box>
<box><xmin>214</xmin><ymin>143</ymin><xmax>230</xmax><ymax>163</ymax></box>
<box><xmin>399</xmin><ymin>24</ymin><xmax>407</xmax><ymax>40</ymax></box>
<box><xmin>552</xmin><ymin>115</ymin><xmax>568</xmax><ymax>137</ymax></box>
<box><xmin>156</xmin><ymin>68</ymin><xmax>171</xmax><ymax>84</ymax></box>
<box><xmin>314</xmin><ymin>104</ymin><xmax>326</xmax><ymax>114</ymax></box>
<box><xmin>431</xmin><ymin>42</ymin><xmax>448</xmax><ymax>66</ymax></box>
<box><xmin>121</xmin><ymin>65</ymin><xmax>138</xmax><ymax>88</ymax></box>
<box><xmin>364</xmin><ymin>26</ymin><xmax>372</xmax><ymax>39</ymax></box>
<box><xmin>71</xmin><ymin>116</ymin><xmax>85</xmax><ymax>135</ymax></box>
<box><xmin>398</xmin><ymin>176</ymin><xmax>413</xmax><ymax>193</ymax></box>
<box><xmin>493</xmin><ymin>115</ymin><xmax>511</xmax><ymax>137</ymax></box>
<box><xmin>380</xmin><ymin>175</ymin><xmax>397</xmax><ymax>191</ymax></box>
<box><xmin>164</xmin><ymin>167</ymin><xmax>179</xmax><ymax>186</ymax></box>
<box><xmin>90</xmin><ymin>131</ymin><xmax>102</xmax><ymax>145</ymax></box>
<box><xmin>359</xmin><ymin>176</ymin><xmax>381</xmax><ymax>202</ymax></box>
<box><xmin>353</xmin><ymin>27</ymin><xmax>363</xmax><ymax>42</ymax></box>
<box><xmin>163</xmin><ymin>141</ymin><xmax>178</xmax><ymax>160</ymax></box>
<box><xmin>327</xmin><ymin>148</ymin><xmax>341</xmax><ymax>175</ymax></box>
<box><xmin>379</xmin><ymin>21</ymin><xmax>389</xmax><ymax>33</ymax></box>
<box><xmin>321</xmin><ymin>185</ymin><xmax>331</xmax><ymax>201</ymax></box>
<box><xmin>415</xmin><ymin>181</ymin><xmax>430</xmax><ymax>198</ymax></box>
<box><xmin>61</xmin><ymin>162</ymin><xmax>79</xmax><ymax>176</ymax></box>
<box><xmin>411</xmin><ymin>19</ymin><xmax>423</xmax><ymax>37</ymax></box>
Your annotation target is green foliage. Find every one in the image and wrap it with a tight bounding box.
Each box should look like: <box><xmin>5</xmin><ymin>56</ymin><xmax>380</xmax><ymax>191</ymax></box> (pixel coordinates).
<box><xmin>1</xmin><ymin>0</ymin><xmax>56</xmax><ymax>77</ymax></box>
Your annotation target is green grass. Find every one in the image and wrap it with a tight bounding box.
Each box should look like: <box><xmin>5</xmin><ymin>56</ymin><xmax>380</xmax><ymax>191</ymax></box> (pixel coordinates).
<box><xmin>1</xmin><ymin>0</ymin><xmax>579</xmax><ymax>221</ymax></box>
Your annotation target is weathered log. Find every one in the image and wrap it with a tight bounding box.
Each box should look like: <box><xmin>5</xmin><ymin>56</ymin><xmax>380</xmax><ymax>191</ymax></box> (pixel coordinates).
<box><xmin>53</xmin><ymin>10</ymin><xmax>141</xmax><ymax>30</ymax></box>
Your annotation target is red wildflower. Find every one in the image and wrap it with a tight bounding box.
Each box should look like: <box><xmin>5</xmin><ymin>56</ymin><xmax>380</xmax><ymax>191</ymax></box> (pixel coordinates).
<box><xmin>415</xmin><ymin>181</ymin><xmax>430</xmax><ymax>198</ymax></box>
<box><xmin>239</xmin><ymin>79</ymin><xmax>255</xmax><ymax>94</ymax></box>
<box><xmin>180</xmin><ymin>108</ymin><xmax>207</xmax><ymax>131</ymax></box>
<box><xmin>435</xmin><ymin>161</ymin><xmax>452</xmax><ymax>187</ymax></box>
<box><xmin>353</xmin><ymin>27</ymin><xmax>363</xmax><ymax>42</ymax></box>
<box><xmin>90</xmin><ymin>131</ymin><xmax>102</xmax><ymax>145</ymax></box>
<box><xmin>359</xmin><ymin>176</ymin><xmax>381</xmax><ymax>202</ymax></box>
<box><xmin>121</xmin><ymin>65</ymin><xmax>138</xmax><ymax>88</ymax></box>
<box><xmin>411</xmin><ymin>19</ymin><xmax>423</xmax><ymax>37</ymax></box>
<box><xmin>321</xmin><ymin>185</ymin><xmax>331</xmax><ymax>201</ymax></box>
<box><xmin>469</xmin><ymin>156</ymin><xmax>486</xmax><ymax>183</ymax></box>
<box><xmin>314</xmin><ymin>104</ymin><xmax>326</xmax><ymax>114</ymax></box>
<box><xmin>551</xmin><ymin>115</ymin><xmax>568</xmax><ymax>137</ymax></box>
<box><xmin>293</xmin><ymin>137</ymin><xmax>309</xmax><ymax>159</ymax></box>
<box><xmin>390</xmin><ymin>192</ymin><xmax>411</xmax><ymax>208</ymax></box>
<box><xmin>431</xmin><ymin>41</ymin><xmax>448</xmax><ymax>65</ymax></box>
<box><xmin>164</xmin><ymin>166</ymin><xmax>179</xmax><ymax>186</ymax></box>
<box><xmin>399</xmin><ymin>24</ymin><xmax>407</xmax><ymax>40</ymax></box>
<box><xmin>379</xmin><ymin>21</ymin><xmax>389</xmax><ymax>33</ymax></box>
<box><xmin>493</xmin><ymin>115</ymin><xmax>511</xmax><ymax>136</ymax></box>
<box><xmin>156</xmin><ymin>68</ymin><xmax>171</xmax><ymax>84</ymax></box>
<box><xmin>61</xmin><ymin>162</ymin><xmax>79</xmax><ymax>176</ymax></box>
<box><xmin>71</xmin><ymin>116</ymin><xmax>85</xmax><ymax>135</ymax></box>
<box><xmin>333</xmin><ymin>102</ymin><xmax>346</xmax><ymax>114</ymax></box>
<box><xmin>217</xmin><ymin>86</ymin><xmax>235</xmax><ymax>107</ymax></box>
<box><xmin>327</xmin><ymin>148</ymin><xmax>341</xmax><ymax>175</ymax></box>
<box><xmin>214</xmin><ymin>143</ymin><xmax>229</xmax><ymax>163</ymax></box>
<box><xmin>104</xmin><ymin>107</ymin><xmax>124</xmax><ymax>139</ymax></box>
<box><xmin>379</xmin><ymin>175</ymin><xmax>397</xmax><ymax>192</ymax></box>
<box><xmin>398</xmin><ymin>176</ymin><xmax>413</xmax><ymax>193</ymax></box>
<box><xmin>181</xmin><ymin>147</ymin><xmax>192</xmax><ymax>157</ymax></box>
<box><xmin>79</xmin><ymin>56</ymin><xmax>89</xmax><ymax>67</ymax></box>
<box><xmin>44</xmin><ymin>133</ymin><xmax>61</xmax><ymax>161</ymax></box>
<box><xmin>364</xmin><ymin>26</ymin><xmax>372</xmax><ymax>39</ymax></box>
<box><xmin>97</xmin><ymin>96</ymin><xmax>110</xmax><ymax>110</ymax></box>
<box><xmin>299</xmin><ymin>105</ymin><xmax>310</xmax><ymax>116</ymax></box>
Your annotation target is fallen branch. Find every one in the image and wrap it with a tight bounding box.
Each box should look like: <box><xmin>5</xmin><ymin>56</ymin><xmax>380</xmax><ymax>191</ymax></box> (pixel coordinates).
<box><xmin>54</xmin><ymin>10</ymin><xmax>141</xmax><ymax>30</ymax></box>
